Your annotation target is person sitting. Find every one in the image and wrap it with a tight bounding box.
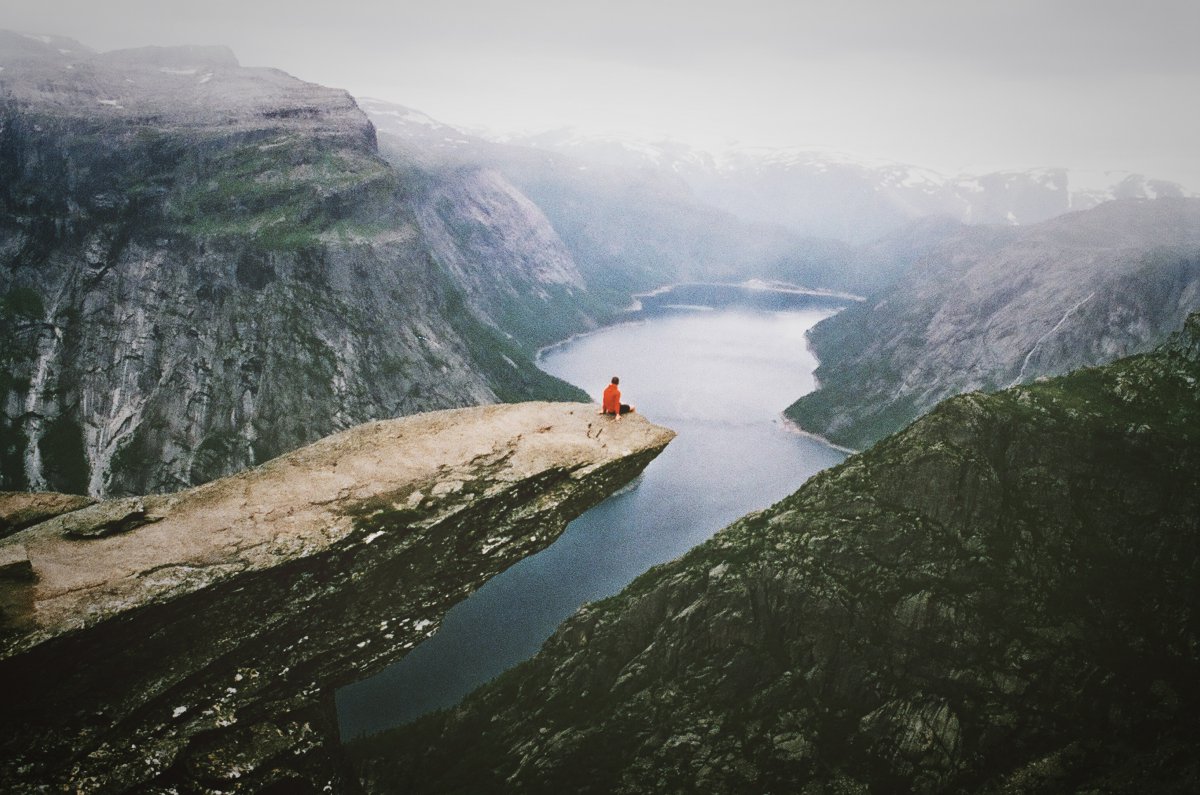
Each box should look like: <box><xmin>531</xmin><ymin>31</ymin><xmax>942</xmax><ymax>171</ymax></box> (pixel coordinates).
<box><xmin>600</xmin><ymin>376</ymin><xmax>635</xmax><ymax>420</ymax></box>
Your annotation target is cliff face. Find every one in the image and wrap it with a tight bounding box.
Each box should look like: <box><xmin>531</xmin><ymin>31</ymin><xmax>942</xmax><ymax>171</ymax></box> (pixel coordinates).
<box><xmin>353</xmin><ymin>317</ymin><xmax>1200</xmax><ymax>793</ymax></box>
<box><xmin>786</xmin><ymin>198</ymin><xmax>1200</xmax><ymax>449</ymax></box>
<box><xmin>0</xmin><ymin>402</ymin><xmax>674</xmax><ymax>793</ymax></box>
<box><xmin>0</xmin><ymin>33</ymin><xmax>585</xmax><ymax>498</ymax></box>
<box><xmin>398</xmin><ymin>161</ymin><xmax>603</xmax><ymax>351</ymax></box>
<box><xmin>364</xmin><ymin>99</ymin><xmax>858</xmax><ymax>299</ymax></box>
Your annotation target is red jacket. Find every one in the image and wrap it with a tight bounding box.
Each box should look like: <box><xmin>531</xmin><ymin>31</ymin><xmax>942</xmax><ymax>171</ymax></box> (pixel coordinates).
<box><xmin>602</xmin><ymin>383</ymin><xmax>621</xmax><ymax>414</ymax></box>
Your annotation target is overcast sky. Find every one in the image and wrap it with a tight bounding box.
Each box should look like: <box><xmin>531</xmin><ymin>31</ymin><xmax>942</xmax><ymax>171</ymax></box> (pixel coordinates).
<box><xmin>8</xmin><ymin>0</ymin><xmax>1200</xmax><ymax>185</ymax></box>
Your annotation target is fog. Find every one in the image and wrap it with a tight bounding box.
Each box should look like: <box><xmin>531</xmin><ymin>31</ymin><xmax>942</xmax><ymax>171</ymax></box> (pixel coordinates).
<box><xmin>7</xmin><ymin>0</ymin><xmax>1199</xmax><ymax>186</ymax></box>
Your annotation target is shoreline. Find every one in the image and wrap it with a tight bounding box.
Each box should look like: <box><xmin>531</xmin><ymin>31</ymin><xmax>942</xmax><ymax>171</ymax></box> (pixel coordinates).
<box><xmin>778</xmin><ymin>412</ymin><xmax>858</xmax><ymax>455</ymax></box>
<box><xmin>629</xmin><ymin>279</ymin><xmax>866</xmax><ymax>308</ymax></box>
<box><xmin>539</xmin><ymin>279</ymin><xmax>859</xmax><ymax>365</ymax></box>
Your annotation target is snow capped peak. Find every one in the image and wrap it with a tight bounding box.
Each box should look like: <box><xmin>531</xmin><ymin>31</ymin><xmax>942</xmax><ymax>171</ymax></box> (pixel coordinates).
<box><xmin>359</xmin><ymin>98</ymin><xmax>440</xmax><ymax>127</ymax></box>
<box><xmin>352</xmin><ymin>95</ymin><xmax>1197</xmax><ymax>241</ymax></box>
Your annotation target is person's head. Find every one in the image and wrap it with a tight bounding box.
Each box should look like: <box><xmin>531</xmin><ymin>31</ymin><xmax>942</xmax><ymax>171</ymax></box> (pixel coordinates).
<box><xmin>611</xmin><ymin>376</ymin><xmax>619</xmax><ymax>385</ymax></box>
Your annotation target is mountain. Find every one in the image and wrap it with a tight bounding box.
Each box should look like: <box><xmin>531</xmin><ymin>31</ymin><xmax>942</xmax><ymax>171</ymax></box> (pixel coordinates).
<box><xmin>786</xmin><ymin>198</ymin><xmax>1200</xmax><ymax>449</ymax></box>
<box><xmin>0</xmin><ymin>403</ymin><xmax>674</xmax><ymax>792</ymax></box>
<box><xmin>361</xmin><ymin>99</ymin><xmax>861</xmax><ymax>296</ymax></box>
<box><xmin>492</xmin><ymin>130</ymin><xmax>1194</xmax><ymax>243</ymax></box>
<box><xmin>351</xmin><ymin>314</ymin><xmax>1200</xmax><ymax>794</ymax></box>
<box><xmin>0</xmin><ymin>33</ymin><xmax>587</xmax><ymax>498</ymax></box>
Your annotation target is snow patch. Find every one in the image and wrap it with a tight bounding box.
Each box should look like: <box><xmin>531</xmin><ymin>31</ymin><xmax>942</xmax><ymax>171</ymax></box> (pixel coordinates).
<box><xmin>363</xmin><ymin>530</ymin><xmax>385</xmax><ymax>544</ymax></box>
<box><xmin>20</xmin><ymin>33</ymin><xmax>52</xmax><ymax>44</ymax></box>
<box><xmin>404</xmin><ymin>110</ymin><xmax>439</xmax><ymax>126</ymax></box>
<box><xmin>198</xmin><ymin>72</ymin><xmax>213</xmax><ymax>84</ymax></box>
<box><xmin>97</xmin><ymin>99</ymin><xmax>123</xmax><ymax>108</ymax></box>
<box><xmin>159</xmin><ymin>67</ymin><xmax>198</xmax><ymax>75</ymax></box>
<box><xmin>897</xmin><ymin>166</ymin><xmax>944</xmax><ymax>189</ymax></box>
<box><xmin>364</xmin><ymin>103</ymin><xmax>441</xmax><ymax>128</ymax></box>
<box><xmin>172</xmin><ymin>706</ymin><xmax>188</xmax><ymax>718</ymax></box>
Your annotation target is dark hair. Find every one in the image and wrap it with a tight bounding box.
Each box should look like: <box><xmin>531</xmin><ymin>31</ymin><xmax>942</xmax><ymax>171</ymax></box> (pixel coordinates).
<box><xmin>611</xmin><ymin>376</ymin><xmax>619</xmax><ymax>384</ymax></box>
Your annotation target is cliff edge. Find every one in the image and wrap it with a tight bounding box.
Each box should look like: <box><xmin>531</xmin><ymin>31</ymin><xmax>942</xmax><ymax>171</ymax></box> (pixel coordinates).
<box><xmin>0</xmin><ymin>402</ymin><xmax>674</xmax><ymax>793</ymax></box>
<box><xmin>355</xmin><ymin>318</ymin><xmax>1200</xmax><ymax>793</ymax></box>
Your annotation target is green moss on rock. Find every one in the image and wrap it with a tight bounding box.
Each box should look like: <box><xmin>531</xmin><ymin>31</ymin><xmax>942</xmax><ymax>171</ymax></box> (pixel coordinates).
<box><xmin>351</xmin><ymin>313</ymin><xmax>1200</xmax><ymax>794</ymax></box>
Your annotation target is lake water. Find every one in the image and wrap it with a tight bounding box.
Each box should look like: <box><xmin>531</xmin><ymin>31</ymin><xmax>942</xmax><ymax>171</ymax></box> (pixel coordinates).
<box><xmin>336</xmin><ymin>284</ymin><xmax>850</xmax><ymax>738</ymax></box>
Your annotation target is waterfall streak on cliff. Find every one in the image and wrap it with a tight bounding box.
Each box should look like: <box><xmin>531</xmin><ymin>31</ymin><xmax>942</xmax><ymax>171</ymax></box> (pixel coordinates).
<box><xmin>88</xmin><ymin>303</ymin><xmax>155</xmax><ymax>496</ymax></box>
<box><xmin>22</xmin><ymin>298</ymin><xmax>64</xmax><ymax>491</ymax></box>
<box><xmin>1009</xmin><ymin>291</ymin><xmax>1096</xmax><ymax>387</ymax></box>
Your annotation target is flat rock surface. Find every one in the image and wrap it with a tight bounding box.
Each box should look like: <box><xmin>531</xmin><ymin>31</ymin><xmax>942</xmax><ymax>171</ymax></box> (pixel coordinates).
<box><xmin>1</xmin><ymin>402</ymin><xmax>674</xmax><ymax>657</ymax></box>
<box><xmin>0</xmin><ymin>492</ymin><xmax>96</xmax><ymax>538</ymax></box>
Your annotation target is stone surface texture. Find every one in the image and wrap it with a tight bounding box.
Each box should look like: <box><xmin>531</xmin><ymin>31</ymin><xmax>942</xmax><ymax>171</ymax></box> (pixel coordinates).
<box><xmin>0</xmin><ymin>402</ymin><xmax>674</xmax><ymax>793</ymax></box>
<box><xmin>0</xmin><ymin>490</ymin><xmax>95</xmax><ymax>538</ymax></box>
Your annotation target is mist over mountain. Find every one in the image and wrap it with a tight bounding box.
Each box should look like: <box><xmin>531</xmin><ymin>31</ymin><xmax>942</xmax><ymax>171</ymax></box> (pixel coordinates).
<box><xmin>484</xmin><ymin>128</ymin><xmax>1194</xmax><ymax>244</ymax></box>
<box><xmin>362</xmin><ymin>98</ymin><xmax>860</xmax><ymax>296</ymax></box>
<box><xmin>787</xmin><ymin>198</ymin><xmax>1200</xmax><ymax>449</ymax></box>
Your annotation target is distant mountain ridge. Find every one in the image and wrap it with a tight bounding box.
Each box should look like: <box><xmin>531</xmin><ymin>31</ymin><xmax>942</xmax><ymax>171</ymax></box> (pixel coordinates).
<box><xmin>786</xmin><ymin>197</ymin><xmax>1200</xmax><ymax>449</ymax></box>
<box><xmin>363</xmin><ymin>98</ymin><xmax>865</xmax><ymax>303</ymax></box>
<box><xmin>485</xmin><ymin>127</ymin><xmax>1194</xmax><ymax>243</ymax></box>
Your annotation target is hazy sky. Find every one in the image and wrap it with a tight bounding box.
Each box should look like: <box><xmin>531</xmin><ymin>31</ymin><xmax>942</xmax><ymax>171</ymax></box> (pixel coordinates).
<box><xmin>7</xmin><ymin>0</ymin><xmax>1200</xmax><ymax>185</ymax></box>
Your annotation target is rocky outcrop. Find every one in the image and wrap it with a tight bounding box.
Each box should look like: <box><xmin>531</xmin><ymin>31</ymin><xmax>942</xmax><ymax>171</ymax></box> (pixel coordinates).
<box><xmin>787</xmin><ymin>198</ymin><xmax>1200</xmax><ymax>448</ymax></box>
<box><xmin>0</xmin><ymin>32</ymin><xmax>585</xmax><ymax>498</ymax></box>
<box><xmin>352</xmin><ymin>317</ymin><xmax>1200</xmax><ymax>793</ymax></box>
<box><xmin>0</xmin><ymin>490</ymin><xmax>95</xmax><ymax>538</ymax></box>
<box><xmin>0</xmin><ymin>402</ymin><xmax>674</xmax><ymax>793</ymax></box>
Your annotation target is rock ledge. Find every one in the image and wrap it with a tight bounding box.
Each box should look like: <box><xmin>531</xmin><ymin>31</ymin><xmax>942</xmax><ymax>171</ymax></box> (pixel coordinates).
<box><xmin>0</xmin><ymin>402</ymin><xmax>673</xmax><ymax>793</ymax></box>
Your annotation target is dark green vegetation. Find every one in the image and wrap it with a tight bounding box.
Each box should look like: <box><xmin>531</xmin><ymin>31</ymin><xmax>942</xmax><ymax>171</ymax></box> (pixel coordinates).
<box><xmin>352</xmin><ymin>315</ymin><xmax>1200</xmax><ymax>793</ymax></box>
